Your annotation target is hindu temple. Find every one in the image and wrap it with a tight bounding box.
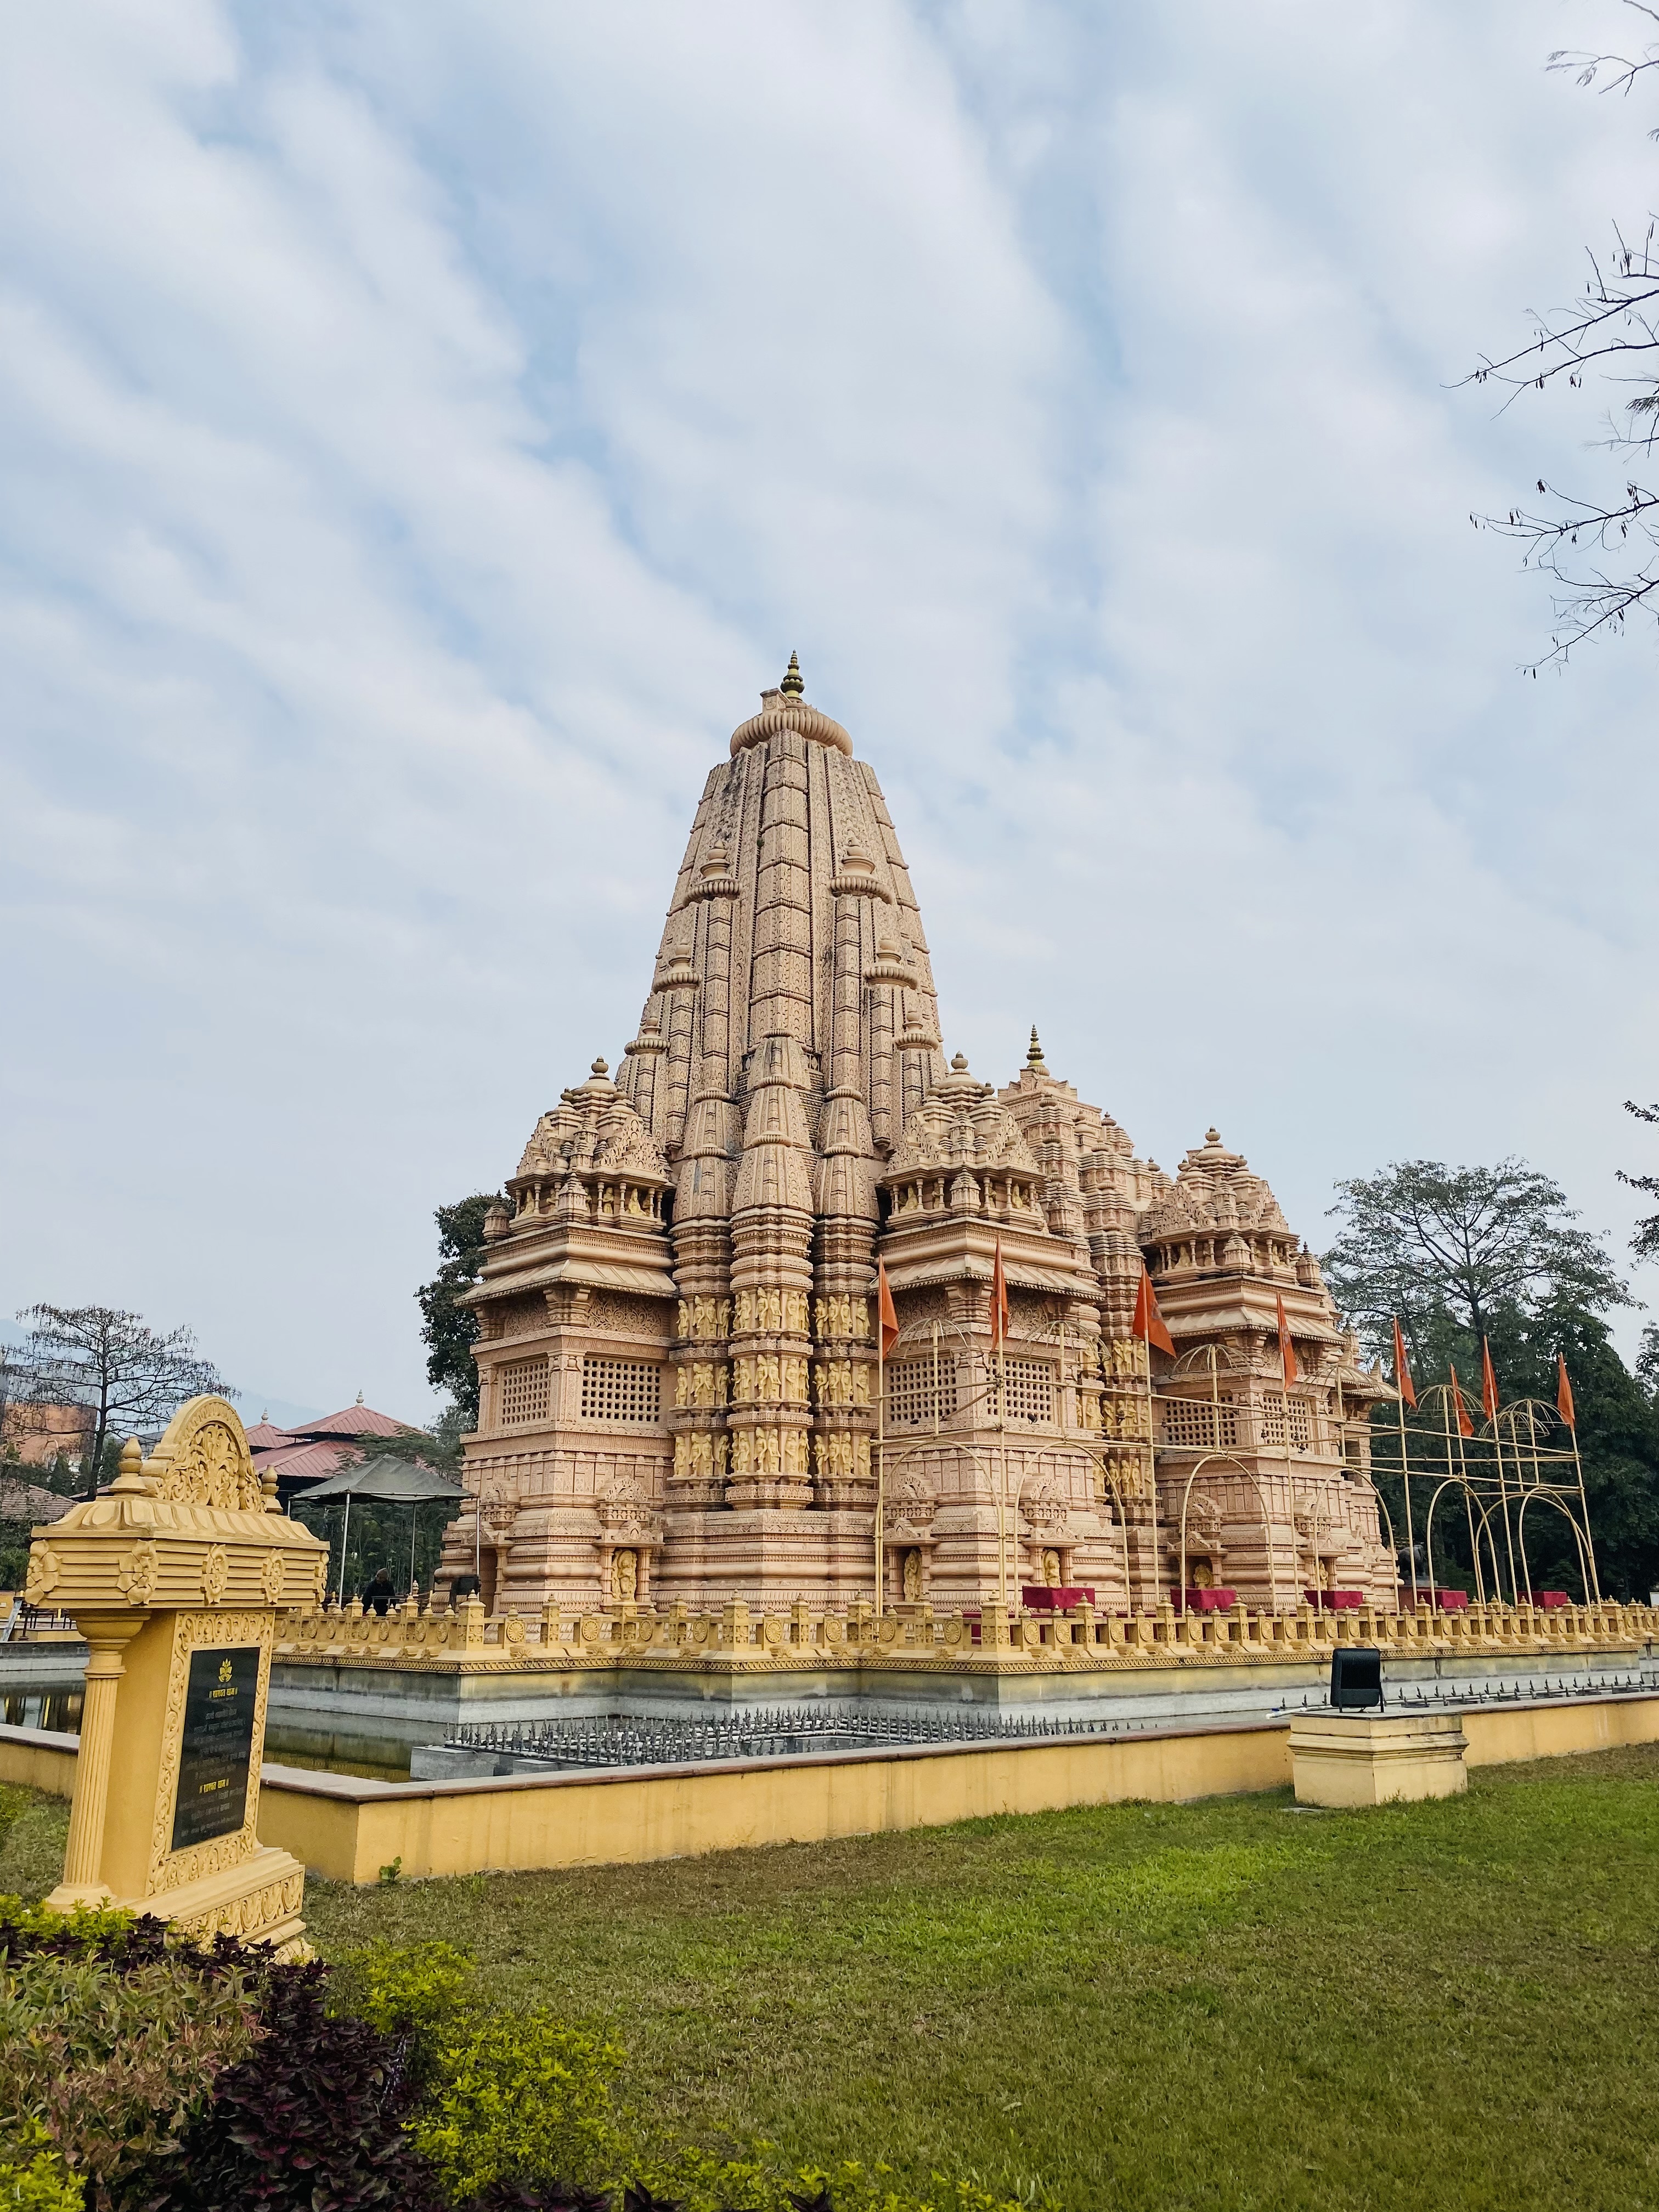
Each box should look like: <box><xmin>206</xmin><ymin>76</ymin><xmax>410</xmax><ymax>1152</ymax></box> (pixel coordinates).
<box><xmin>437</xmin><ymin>662</ymin><xmax>1397</xmax><ymax>1618</ymax></box>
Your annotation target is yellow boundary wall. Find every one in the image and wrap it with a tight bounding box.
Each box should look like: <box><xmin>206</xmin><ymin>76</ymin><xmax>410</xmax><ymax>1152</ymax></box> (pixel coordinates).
<box><xmin>253</xmin><ymin>1724</ymin><xmax>1293</xmax><ymax>1884</ymax></box>
<box><xmin>0</xmin><ymin>1733</ymin><xmax>76</xmax><ymax>1799</ymax></box>
<box><xmin>1460</xmin><ymin>1696</ymin><xmax>1659</xmax><ymax>1767</ymax></box>
<box><xmin>4</xmin><ymin>1695</ymin><xmax>1658</xmax><ymax>1886</ymax></box>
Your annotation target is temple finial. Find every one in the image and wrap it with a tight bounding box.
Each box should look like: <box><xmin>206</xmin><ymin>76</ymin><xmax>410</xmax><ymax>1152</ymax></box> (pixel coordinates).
<box><xmin>780</xmin><ymin>651</ymin><xmax>804</xmax><ymax>697</ymax></box>
<box><xmin>1027</xmin><ymin>1025</ymin><xmax>1046</xmax><ymax>1069</ymax></box>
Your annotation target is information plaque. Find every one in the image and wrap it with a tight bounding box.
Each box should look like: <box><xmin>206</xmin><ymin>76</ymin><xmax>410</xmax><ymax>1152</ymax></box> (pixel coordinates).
<box><xmin>170</xmin><ymin>1645</ymin><xmax>259</xmax><ymax>1853</ymax></box>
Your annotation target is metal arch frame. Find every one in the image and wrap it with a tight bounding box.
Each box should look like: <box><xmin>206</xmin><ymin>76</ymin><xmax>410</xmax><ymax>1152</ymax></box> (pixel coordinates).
<box><xmin>1513</xmin><ymin>1487</ymin><xmax>1595</xmax><ymax>1604</ymax></box>
<box><xmin>1469</xmin><ymin>1493</ymin><xmax>1525</xmax><ymax>1605</ymax></box>
<box><xmin>1173</xmin><ymin>1452</ymin><xmax>1281</xmax><ymax>1616</ymax></box>
<box><xmin>1423</xmin><ymin>1472</ymin><xmax>1506</xmax><ymax>1609</ymax></box>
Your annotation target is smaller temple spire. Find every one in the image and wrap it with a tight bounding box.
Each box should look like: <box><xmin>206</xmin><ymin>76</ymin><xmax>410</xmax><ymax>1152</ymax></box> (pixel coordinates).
<box><xmin>780</xmin><ymin>651</ymin><xmax>804</xmax><ymax>696</ymax></box>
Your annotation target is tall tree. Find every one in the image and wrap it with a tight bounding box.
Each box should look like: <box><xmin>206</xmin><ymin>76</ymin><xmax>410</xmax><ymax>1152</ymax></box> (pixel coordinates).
<box><xmin>1466</xmin><ymin>4</ymin><xmax>1659</xmax><ymax>663</ymax></box>
<box><xmin>9</xmin><ymin>1306</ymin><xmax>224</xmax><ymax>1502</ymax></box>
<box><xmin>415</xmin><ymin>1196</ymin><xmax>501</xmax><ymax>1425</ymax></box>
<box><xmin>1324</xmin><ymin>1158</ymin><xmax>1629</xmax><ymax>1367</ymax></box>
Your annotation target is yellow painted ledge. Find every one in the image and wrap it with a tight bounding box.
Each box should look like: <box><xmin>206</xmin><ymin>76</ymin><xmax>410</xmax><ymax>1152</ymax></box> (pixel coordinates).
<box><xmin>1460</xmin><ymin>1696</ymin><xmax>1659</xmax><ymax>1765</ymax></box>
<box><xmin>0</xmin><ymin>1727</ymin><xmax>77</xmax><ymax>1799</ymax></box>
<box><xmin>256</xmin><ymin>1722</ymin><xmax>1294</xmax><ymax>1884</ymax></box>
<box><xmin>4</xmin><ymin>1695</ymin><xmax>1659</xmax><ymax>1887</ymax></box>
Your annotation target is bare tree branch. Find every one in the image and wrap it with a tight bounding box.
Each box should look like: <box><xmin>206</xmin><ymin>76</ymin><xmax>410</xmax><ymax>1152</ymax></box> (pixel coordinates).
<box><xmin>1465</xmin><ymin>4</ymin><xmax>1659</xmax><ymax>663</ymax></box>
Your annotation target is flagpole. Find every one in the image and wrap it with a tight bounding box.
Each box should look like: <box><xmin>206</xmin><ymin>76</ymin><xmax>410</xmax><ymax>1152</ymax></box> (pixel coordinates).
<box><xmin>874</xmin><ymin>1259</ymin><xmax>901</xmax><ymax>1620</ymax></box>
<box><xmin>1000</xmin><ymin>1327</ymin><xmax>1013</xmax><ymax>1628</ymax></box>
<box><xmin>1568</xmin><ymin>1425</ymin><xmax>1600</xmax><ymax>1602</ymax></box>
<box><xmin>1143</xmin><ymin>1327</ymin><xmax>1159</xmax><ymax>1611</ymax></box>
<box><xmin>1435</xmin><ymin>1387</ymin><xmax>1452</xmax><ymax>1602</ymax></box>
<box><xmin>1561</xmin><ymin>1358</ymin><xmax>1601</xmax><ymax>1602</ymax></box>
<box><xmin>1276</xmin><ymin>1291</ymin><xmax>1296</xmax><ymax>1596</ymax></box>
<box><xmin>1494</xmin><ymin>1421</ymin><xmax>1522</xmax><ymax>1605</ymax></box>
<box><xmin>998</xmin><ymin>1334</ymin><xmax>1009</xmax><ymax>1620</ymax></box>
<box><xmin>1393</xmin><ymin>1322</ymin><xmax>1418</xmax><ymax>1608</ymax></box>
<box><xmin>989</xmin><ymin>1236</ymin><xmax>1010</xmax><ymax>1622</ymax></box>
<box><xmin>876</xmin><ymin>1304</ymin><xmax>885</xmax><ymax>1621</ymax></box>
<box><xmin>1449</xmin><ymin>1375</ymin><xmax>1486</xmax><ymax>1604</ymax></box>
<box><xmin>1484</xmin><ymin>1343</ymin><xmax>1521</xmax><ymax>1606</ymax></box>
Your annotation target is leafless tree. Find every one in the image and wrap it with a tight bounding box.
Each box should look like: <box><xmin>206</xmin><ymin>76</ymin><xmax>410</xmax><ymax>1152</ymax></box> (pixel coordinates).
<box><xmin>1468</xmin><ymin>3</ymin><xmax>1659</xmax><ymax>664</ymax></box>
<box><xmin>9</xmin><ymin>1306</ymin><xmax>224</xmax><ymax>1500</ymax></box>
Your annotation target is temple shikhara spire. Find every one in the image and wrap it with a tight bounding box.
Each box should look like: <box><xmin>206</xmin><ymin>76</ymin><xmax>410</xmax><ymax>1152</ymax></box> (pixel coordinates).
<box><xmin>442</xmin><ymin>667</ymin><xmax>1395</xmax><ymax>1614</ymax></box>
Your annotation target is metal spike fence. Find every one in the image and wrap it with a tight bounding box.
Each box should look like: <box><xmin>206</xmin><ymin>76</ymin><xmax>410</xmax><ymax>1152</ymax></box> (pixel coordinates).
<box><xmin>1283</xmin><ymin>1668</ymin><xmax>1650</xmax><ymax>1714</ymax></box>
<box><xmin>441</xmin><ymin>1703</ymin><xmax>1138</xmax><ymax>1770</ymax></box>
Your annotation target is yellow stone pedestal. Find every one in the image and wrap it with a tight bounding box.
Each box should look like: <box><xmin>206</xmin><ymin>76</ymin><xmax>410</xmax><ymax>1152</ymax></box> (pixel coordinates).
<box><xmin>25</xmin><ymin>1397</ymin><xmax>329</xmax><ymax>1955</ymax></box>
<box><xmin>1288</xmin><ymin>1710</ymin><xmax>1468</xmax><ymax>1807</ymax></box>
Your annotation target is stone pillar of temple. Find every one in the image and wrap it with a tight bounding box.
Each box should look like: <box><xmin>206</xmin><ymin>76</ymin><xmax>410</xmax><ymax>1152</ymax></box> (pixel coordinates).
<box><xmin>658</xmin><ymin>950</ymin><xmax>699</xmax><ymax>1155</ymax></box>
<box><xmin>728</xmin><ymin>1033</ymin><xmax>816</xmax><ymax>1508</ymax></box>
<box><xmin>865</xmin><ymin>927</ymin><xmax>913</xmax><ymax>1156</ymax></box>
<box><xmin>620</xmin><ymin>1008</ymin><xmax>667</xmax><ymax>1130</ymax></box>
<box><xmin>668</xmin><ymin>843</ymin><xmax>741</xmax><ymax>1508</ymax></box>
<box><xmin>814</xmin><ymin>842</ymin><xmax>883</xmax><ymax>1510</ymax></box>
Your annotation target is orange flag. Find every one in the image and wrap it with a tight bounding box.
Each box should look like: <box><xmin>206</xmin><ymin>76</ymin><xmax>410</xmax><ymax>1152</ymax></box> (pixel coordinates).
<box><xmin>1275</xmin><ymin>1292</ymin><xmax>1299</xmax><ymax>1389</ymax></box>
<box><xmin>989</xmin><ymin>1237</ymin><xmax>1011</xmax><ymax>1350</ymax></box>
<box><xmin>1392</xmin><ymin>1317</ymin><xmax>1417</xmax><ymax>1411</ymax></box>
<box><xmin>1480</xmin><ymin>1338</ymin><xmax>1501</xmax><ymax>1423</ymax></box>
<box><xmin>1131</xmin><ymin>1268</ymin><xmax>1175</xmax><ymax>1358</ymax></box>
<box><xmin>1556</xmin><ymin>1354</ymin><xmax>1576</xmax><ymax>1430</ymax></box>
<box><xmin>876</xmin><ymin>1257</ymin><xmax>900</xmax><ymax>1360</ymax></box>
<box><xmin>1449</xmin><ymin>1365</ymin><xmax>1475</xmax><ymax>1440</ymax></box>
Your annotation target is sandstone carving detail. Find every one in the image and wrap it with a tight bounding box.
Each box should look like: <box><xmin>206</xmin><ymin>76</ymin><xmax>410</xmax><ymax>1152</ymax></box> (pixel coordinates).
<box><xmin>444</xmin><ymin>669</ymin><xmax>1399</xmax><ymax>1612</ymax></box>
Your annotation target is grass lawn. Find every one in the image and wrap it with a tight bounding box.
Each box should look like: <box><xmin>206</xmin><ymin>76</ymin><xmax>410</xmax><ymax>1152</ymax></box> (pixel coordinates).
<box><xmin>7</xmin><ymin>1752</ymin><xmax>1659</xmax><ymax>2209</ymax></box>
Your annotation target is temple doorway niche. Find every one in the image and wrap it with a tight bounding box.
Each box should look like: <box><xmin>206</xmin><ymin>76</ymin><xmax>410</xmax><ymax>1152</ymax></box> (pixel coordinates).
<box><xmin>1190</xmin><ymin>1558</ymin><xmax>1216</xmax><ymax>1590</ymax></box>
<box><xmin>1041</xmin><ymin>1548</ymin><xmax>1062</xmax><ymax>1587</ymax></box>
<box><xmin>902</xmin><ymin>1548</ymin><xmax>923</xmax><ymax>1602</ymax></box>
<box><xmin>612</xmin><ymin>1548</ymin><xmax>639</xmax><ymax>1603</ymax></box>
<box><xmin>479</xmin><ymin>1547</ymin><xmax>499</xmax><ymax>1614</ymax></box>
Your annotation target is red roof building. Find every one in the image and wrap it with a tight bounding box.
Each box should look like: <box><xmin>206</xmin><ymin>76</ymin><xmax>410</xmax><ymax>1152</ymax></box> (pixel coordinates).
<box><xmin>249</xmin><ymin>1396</ymin><xmax>418</xmax><ymax>1507</ymax></box>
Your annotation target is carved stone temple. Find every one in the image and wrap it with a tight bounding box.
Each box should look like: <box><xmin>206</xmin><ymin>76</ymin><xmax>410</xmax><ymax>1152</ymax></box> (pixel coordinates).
<box><xmin>438</xmin><ymin>662</ymin><xmax>1395</xmax><ymax>1617</ymax></box>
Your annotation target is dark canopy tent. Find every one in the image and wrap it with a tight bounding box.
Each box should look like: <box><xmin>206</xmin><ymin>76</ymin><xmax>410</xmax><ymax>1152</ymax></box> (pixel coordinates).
<box><xmin>300</xmin><ymin>1460</ymin><xmax>465</xmax><ymax>1506</ymax></box>
<box><xmin>293</xmin><ymin>1457</ymin><xmax>464</xmax><ymax>1600</ymax></box>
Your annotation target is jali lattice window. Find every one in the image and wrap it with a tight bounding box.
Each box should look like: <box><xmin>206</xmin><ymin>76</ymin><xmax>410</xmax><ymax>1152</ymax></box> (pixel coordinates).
<box><xmin>498</xmin><ymin>1356</ymin><xmax>549</xmax><ymax>1427</ymax></box>
<box><xmin>1001</xmin><ymin>1358</ymin><xmax>1054</xmax><ymax>1425</ymax></box>
<box><xmin>1161</xmin><ymin>1396</ymin><xmax>1239</xmax><ymax>1451</ymax></box>
<box><xmin>1259</xmin><ymin>1397</ymin><xmax>1313</xmax><ymax>1449</ymax></box>
<box><xmin>886</xmin><ymin>1357</ymin><xmax>958</xmax><ymax>1428</ymax></box>
<box><xmin>580</xmin><ymin>1356</ymin><xmax>662</xmax><ymax>1425</ymax></box>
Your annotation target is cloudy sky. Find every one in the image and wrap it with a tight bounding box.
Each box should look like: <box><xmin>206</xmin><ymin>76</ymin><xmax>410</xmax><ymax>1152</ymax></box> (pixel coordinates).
<box><xmin>4</xmin><ymin>0</ymin><xmax>1657</xmax><ymax>1422</ymax></box>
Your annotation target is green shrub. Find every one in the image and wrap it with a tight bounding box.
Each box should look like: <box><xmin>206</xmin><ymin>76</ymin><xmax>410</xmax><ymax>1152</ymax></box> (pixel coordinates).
<box><xmin>0</xmin><ymin>2117</ymin><xmax>84</xmax><ymax>2211</ymax></box>
<box><xmin>0</xmin><ymin>1922</ymin><xmax>258</xmax><ymax>2205</ymax></box>
<box><xmin>341</xmin><ymin>1942</ymin><xmax>625</xmax><ymax>2201</ymax></box>
<box><xmin>340</xmin><ymin>1938</ymin><xmax>477</xmax><ymax>2049</ymax></box>
<box><xmin>627</xmin><ymin>2153</ymin><xmax>1029</xmax><ymax>2212</ymax></box>
<box><xmin>414</xmin><ymin>2008</ymin><xmax>627</xmax><ymax>2202</ymax></box>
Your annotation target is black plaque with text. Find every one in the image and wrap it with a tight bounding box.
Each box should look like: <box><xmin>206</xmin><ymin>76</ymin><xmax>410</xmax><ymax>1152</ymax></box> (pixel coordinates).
<box><xmin>170</xmin><ymin>1645</ymin><xmax>259</xmax><ymax>1853</ymax></box>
